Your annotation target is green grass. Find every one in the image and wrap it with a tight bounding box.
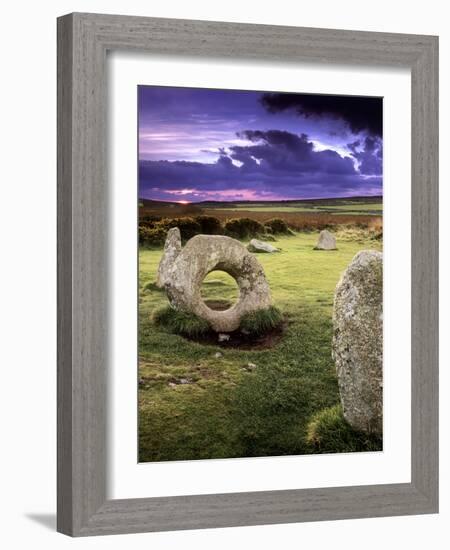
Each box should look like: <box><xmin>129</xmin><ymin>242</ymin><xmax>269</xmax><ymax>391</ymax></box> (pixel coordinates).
<box><xmin>154</xmin><ymin>306</ymin><xmax>211</xmax><ymax>337</ymax></box>
<box><xmin>240</xmin><ymin>306</ymin><xmax>283</xmax><ymax>336</ymax></box>
<box><xmin>138</xmin><ymin>231</ymin><xmax>382</xmax><ymax>461</ymax></box>
<box><xmin>211</xmin><ymin>202</ymin><xmax>382</xmax><ymax>215</ymax></box>
<box><xmin>306</xmin><ymin>405</ymin><xmax>383</xmax><ymax>453</ymax></box>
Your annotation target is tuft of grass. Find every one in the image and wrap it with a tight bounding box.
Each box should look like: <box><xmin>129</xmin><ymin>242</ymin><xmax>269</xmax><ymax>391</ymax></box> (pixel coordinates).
<box><xmin>143</xmin><ymin>281</ymin><xmax>164</xmax><ymax>292</ymax></box>
<box><xmin>240</xmin><ymin>306</ymin><xmax>283</xmax><ymax>336</ymax></box>
<box><xmin>305</xmin><ymin>404</ymin><xmax>382</xmax><ymax>453</ymax></box>
<box><xmin>153</xmin><ymin>306</ymin><xmax>211</xmax><ymax>337</ymax></box>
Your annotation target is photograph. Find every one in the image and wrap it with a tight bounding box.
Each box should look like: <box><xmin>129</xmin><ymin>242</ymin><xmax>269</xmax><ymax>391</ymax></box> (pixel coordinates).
<box><xmin>137</xmin><ymin>85</ymin><xmax>383</xmax><ymax>462</ymax></box>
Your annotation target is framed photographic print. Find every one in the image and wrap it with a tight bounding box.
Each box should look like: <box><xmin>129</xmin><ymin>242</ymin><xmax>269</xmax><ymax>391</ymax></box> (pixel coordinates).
<box><xmin>57</xmin><ymin>13</ymin><xmax>438</xmax><ymax>536</ymax></box>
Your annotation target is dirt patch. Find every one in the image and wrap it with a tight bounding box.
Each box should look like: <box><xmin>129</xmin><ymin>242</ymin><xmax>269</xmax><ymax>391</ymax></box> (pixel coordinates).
<box><xmin>182</xmin><ymin>320</ymin><xmax>287</xmax><ymax>350</ymax></box>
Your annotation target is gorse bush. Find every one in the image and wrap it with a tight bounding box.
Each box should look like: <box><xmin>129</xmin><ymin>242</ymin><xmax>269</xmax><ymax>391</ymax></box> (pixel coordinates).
<box><xmin>140</xmin><ymin>215</ymin><xmax>162</xmax><ymax>224</ymax></box>
<box><xmin>305</xmin><ymin>404</ymin><xmax>382</xmax><ymax>453</ymax></box>
<box><xmin>139</xmin><ymin>225</ymin><xmax>167</xmax><ymax>248</ymax></box>
<box><xmin>261</xmin><ymin>234</ymin><xmax>277</xmax><ymax>242</ymax></box>
<box><xmin>195</xmin><ymin>215</ymin><xmax>223</xmax><ymax>235</ymax></box>
<box><xmin>139</xmin><ymin>212</ymin><xmax>372</xmax><ymax>249</ymax></box>
<box><xmin>224</xmin><ymin>217</ymin><xmax>265</xmax><ymax>240</ymax></box>
<box><xmin>160</xmin><ymin>217</ymin><xmax>201</xmax><ymax>242</ymax></box>
<box><xmin>139</xmin><ymin>215</ymin><xmax>224</xmax><ymax>248</ymax></box>
<box><xmin>139</xmin><ymin>217</ymin><xmax>200</xmax><ymax>247</ymax></box>
<box><xmin>240</xmin><ymin>306</ymin><xmax>283</xmax><ymax>336</ymax></box>
<box><xmin>264</xmin><ymin>218</ymin><xmax>290</xmax><ymax>235</ymax></box>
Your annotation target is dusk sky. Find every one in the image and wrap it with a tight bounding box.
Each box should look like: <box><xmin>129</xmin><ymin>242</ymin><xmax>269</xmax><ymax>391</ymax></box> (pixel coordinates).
<box><xmin>138</xmin><ymin>86</ymin><xmax>382</xmax><ymax>202</ymax></box>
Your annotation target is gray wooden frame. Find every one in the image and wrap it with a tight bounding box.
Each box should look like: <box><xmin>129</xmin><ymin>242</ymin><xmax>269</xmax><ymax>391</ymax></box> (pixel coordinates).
<box><xmin>57</xmin><ymin>12</ymin><xmax>438</xmax><ymax>537</ymax></box>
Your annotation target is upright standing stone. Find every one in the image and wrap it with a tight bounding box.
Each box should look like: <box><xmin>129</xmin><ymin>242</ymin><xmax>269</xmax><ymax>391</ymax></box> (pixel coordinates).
<box><xmin>332</xmin><ymin>250</ymin><xmax>383</xmax><ymax>434</ymax></box>
<box><xmin>314</xmin><ymin>229</ymin><xmax>337</xmax><ymax>250</ymax></box>
<box><xmin>156</xmin><ymin>227</ymin><xmax>182</xmax><ymax>288</ymax></box>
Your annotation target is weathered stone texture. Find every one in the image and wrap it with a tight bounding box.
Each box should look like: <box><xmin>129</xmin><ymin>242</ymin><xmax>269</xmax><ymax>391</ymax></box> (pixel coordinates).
<box><xmin>165</xmin><ymin>234</ymin><xmax>272</xmax><ymax>332</ymax></box>
<box><xmin>247</xmin><ymin>239</ymin><xmax>280</xmax><ymax>253</ymax></box>
<box><xmin>156</xmin><ymin>227</ymin><xmax>182</xmax><ymax>288</ymax></box>
<box><xmin>333</xmin><ymin>250</ymin><xmax>383</xmax><ymax>434</ymax></box>
<box><xmin>315</xmin><ymin>229</ymin><xmax>337</xmax><ymax>250</ymax></box>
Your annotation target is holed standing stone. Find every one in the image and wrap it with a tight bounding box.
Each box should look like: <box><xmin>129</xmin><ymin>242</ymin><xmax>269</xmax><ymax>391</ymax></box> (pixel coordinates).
<box><xmin>165</xmin><ymin>234</ymin><xmax>272</xmax><ymax>333</ymax></box>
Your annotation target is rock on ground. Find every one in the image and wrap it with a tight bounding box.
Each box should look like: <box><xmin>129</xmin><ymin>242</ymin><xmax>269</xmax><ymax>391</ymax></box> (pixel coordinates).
<box><xmin>247</xmin><ymin>239</ymin><xmax>280</xmax><ymax>253</ymax></box>
<box><xmin>314</xmin><ymin>230</ymin><xmax>337</xmax><ymax>250</ymax></box>
<box><xmin>332</xmin><ymin>250</ymin><xmax>383</xmax><ymax>435</ymax></box>
<box><xmin>156</xmin><ymin>227</ymin><xmax>182</xmax><ymax>288</ymax></box>
<box><xmin>165</xmin><ymin>234</ymin><xmax>272</xmax><ymax>333</ymax></box>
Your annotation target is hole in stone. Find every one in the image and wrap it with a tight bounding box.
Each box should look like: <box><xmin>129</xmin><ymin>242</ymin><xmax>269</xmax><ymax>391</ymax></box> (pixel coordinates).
<box><xmin>201</xmin><ymin>270</ymin><xmax>239</xmax><ymax>311</ymax></box>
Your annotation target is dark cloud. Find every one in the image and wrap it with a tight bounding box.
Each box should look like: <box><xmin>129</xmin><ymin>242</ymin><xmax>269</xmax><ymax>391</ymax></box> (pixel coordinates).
<box><xmin>347</xmin><ymin>136</ymin><xmax>383</xmax><ymax>175</ymax></box>
<box><xmin>261</xmin><ymin>93</ymin><xmax>383</xmax><ymax>137</ymax></box>
<box><xmin>139</xmin><ymin>129</ymin><xmax>382</xmax><ymax>200</ymax></box>
<box><xmin>231</xmin><ymin>130</ymin><xmax>355</xmax><ymax>175</ymax></box>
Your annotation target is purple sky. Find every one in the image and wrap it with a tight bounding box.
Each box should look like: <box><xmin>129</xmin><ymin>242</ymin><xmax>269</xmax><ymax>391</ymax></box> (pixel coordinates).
<box><xmin>138</xmin><ymin>86</ymin><xmax>382</xmax><ymax>202</ymax></box>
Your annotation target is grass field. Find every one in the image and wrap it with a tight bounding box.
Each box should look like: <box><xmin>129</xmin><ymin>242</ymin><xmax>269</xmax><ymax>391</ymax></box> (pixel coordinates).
<box><xmin>138</xmin><ymin>231</ymin><xmax>382</xmax><ymax>462</ymax></box>
<box><xmin>209</xmin><ymin>202</ymin><xmax>383</xmax><ymax>215</ymax></box>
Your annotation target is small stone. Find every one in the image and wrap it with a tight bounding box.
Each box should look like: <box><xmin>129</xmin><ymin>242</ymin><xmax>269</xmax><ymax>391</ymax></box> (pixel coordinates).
<box><xmin>214</xmin><ymin>352</ymin><xmax>223</xmax><ymax>359</ymax></box>
<box><xmin>314</xmin><ymin>230</ymin><xmax>337</xmax><ymax>250</ymax></box>
<box><xmin>242</xmin><ymin>362</ymin><xmax>257</xmax><ymax>372</ymax></box>
<box><xmin>168</xmin><ymin>382</ymin><xmax>177</xmax><ymax>388</ymax></box>
<box><xmin>178</xmin><ymin>378</ymin><xmax>191</xmax><ymax>385</ymax></box>
<box><xmin>247</xmin><ymin>239</ymin><xmax>280</xmax><ymax>254</ymax></box>
<box><xmin>218</xmin><ymin>333</ymin><xmax>230</xmax><ymax>342</ymax></box>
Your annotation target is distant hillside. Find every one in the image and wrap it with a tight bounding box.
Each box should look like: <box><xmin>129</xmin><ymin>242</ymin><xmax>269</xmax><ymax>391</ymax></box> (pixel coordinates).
<box><xmin>196</xmin><ymin>195</ymin><xmax>382</xmax><ymax>207</ymax></box>
<box><xmin>139</xmin><ymin>199</ymin><xmax>203</xmax><ymax>218</ymax></box>
<box><xmin>140</xmin><ymin>196</ymin><xmax>382</xmax><ymax>208</ymax></box>
<box><xmin>138</xmin><ymin>196</ymin><xmax>383</xmax><ymax>220</ymax></box>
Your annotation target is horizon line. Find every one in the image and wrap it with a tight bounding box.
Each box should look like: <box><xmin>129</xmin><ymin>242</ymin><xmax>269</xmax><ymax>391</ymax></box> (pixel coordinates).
<box><xmin>138</xmin><ymin>194</ymin><xmax>383</xmax><ymax>204</ymax></box>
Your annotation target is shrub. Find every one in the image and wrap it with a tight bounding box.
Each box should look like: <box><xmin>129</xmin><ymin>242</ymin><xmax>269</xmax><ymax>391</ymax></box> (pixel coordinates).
<box><xmin>264</xmin><ymin>218</ymin><xmax>290</xmax><ymax>235</ymax></box>
<box><xmin>159</xmin><ymin>217</ymin><xmax>201</xmax><ymax>242</ymax></box>
<box><xmin>305</xmin><ymin>404</ymin><xmax>382</xmax><ymax>453</ymax></box>
<box><xmin>240</xmin><ymin>306</ymin><xmax>283</xmax><ymax>336</ymax></box>
<box><xmin>139</xmin><ymin>225</ymin><xmax>167</xmax><ymax>248</ymax></box>
<box><xmin>224</xmin><ymin>217</ymin><xmax>265</xmax><ymax>240</ymax></box>
<box><xmin>259</xmin><ymin>234</ymin><xmax>277</xmax><ymax>242</ymax></box>
<box><xmin>195</xmin><ymin>215</ymin><xmax>223</xmax><ymax>235</ymax></box>
<box><xmin>140</xmin><ymin>215</ymin><xmax>162</xmax><ymax>225</ymax></box>
<box><xmin>368</xmin><ymin>218</ymin><xmax>383</xmax><ymax>240</ymax></box>
<box><xmin>153</xmin><ymin>306</ymin><xmax>211</xmax><ymax>337</ymax></box>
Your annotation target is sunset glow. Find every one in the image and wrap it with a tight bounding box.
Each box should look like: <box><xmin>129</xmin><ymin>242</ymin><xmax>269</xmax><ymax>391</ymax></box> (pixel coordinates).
<box><xmin>138</xmin><ymin>87</ymin><xmax>382</xmax><ymax>202</ymax></box>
